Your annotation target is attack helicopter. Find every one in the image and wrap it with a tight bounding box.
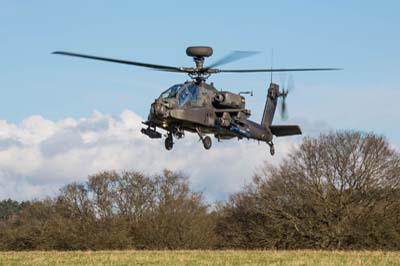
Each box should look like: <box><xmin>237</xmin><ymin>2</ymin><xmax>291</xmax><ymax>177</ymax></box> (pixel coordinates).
<box><xmin>53</xmin><ymin>46</ymin><xmax>340</xmax><ymax>155</ymax></box>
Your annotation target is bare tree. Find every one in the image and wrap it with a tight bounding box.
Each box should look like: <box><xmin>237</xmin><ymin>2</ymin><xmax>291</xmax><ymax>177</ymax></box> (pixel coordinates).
<box><xmin>217</xmin><ymin>131</ymin><xmax>400</xmax><ymax>249</ymax></box>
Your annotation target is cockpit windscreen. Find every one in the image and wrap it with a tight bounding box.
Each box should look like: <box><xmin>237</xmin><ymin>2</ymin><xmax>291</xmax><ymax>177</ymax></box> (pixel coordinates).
<box><xmin>160</xmin><ymin>84</ymin><xmax>182</xmax><ymax>99</ymax></box>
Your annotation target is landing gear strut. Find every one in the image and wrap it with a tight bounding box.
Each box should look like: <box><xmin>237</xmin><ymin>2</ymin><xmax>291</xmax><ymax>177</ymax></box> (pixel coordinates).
<box><xmin>196</xmin><ymin>128</ymin><xmax>212</xmax><ymax>150</ymax></box>
<box><xmin>267</xmin><ymin>141</ymin><xmax>275</xmax><ymax>156</ymax></box>
<box><xmin>165</xmin><ymin>133</ymin><xmax>173</xmax><ymax>151</ymax></box>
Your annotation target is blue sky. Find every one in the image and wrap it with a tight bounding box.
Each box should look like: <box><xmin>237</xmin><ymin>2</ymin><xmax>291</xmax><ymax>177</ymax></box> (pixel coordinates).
<box><xmin>1</xmin><ymin>1</ymin><xmax>399</xmax><ymax>122</ymax></box>
<box><xmin>0</xmin><ymin>1</ymin><xmax>399</xmax><ymax>200</ymax></box>
<box><xmin>1</xmin><ymin>1</ymin><xmax>399</xmax><ymax>138</ymax></box>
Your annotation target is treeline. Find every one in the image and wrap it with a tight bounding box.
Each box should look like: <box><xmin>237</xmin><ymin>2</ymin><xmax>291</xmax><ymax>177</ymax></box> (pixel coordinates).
<box><xmin>1</xmin><ymin>131</ymin><xmax>400</xmax><ymax>250</ymax></box>
<box><xmin>0</xmin><ymin>171</ymin><xmax>216</xmax><ymax>250</ymax></box>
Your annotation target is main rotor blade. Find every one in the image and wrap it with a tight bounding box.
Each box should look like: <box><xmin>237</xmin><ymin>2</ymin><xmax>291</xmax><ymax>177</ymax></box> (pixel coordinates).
<box><xmin>206</xmin><ymin>50</ymin><xmax>260</xmax><ymax>69</ymax></box>
<box><xmin>52</xmin><ymin>51</ymin><xmax>186</xmax><ymax>72</ymax></box>
<box><xmin>216</xmin><ymin>67</ymin><xmax>342</xmax><ymax>73</ymax></box>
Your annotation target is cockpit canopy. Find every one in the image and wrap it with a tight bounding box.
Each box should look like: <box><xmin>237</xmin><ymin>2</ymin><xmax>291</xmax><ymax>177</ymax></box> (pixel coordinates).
<box><xmin>160</xmin><ymin>84</ymin><xmax>182</xmax><ymax>99</ymax></box>
<box><xmin>160</xmin><ymin>83</ymin><xmax>199</xmax><ymax>107</ymax></box>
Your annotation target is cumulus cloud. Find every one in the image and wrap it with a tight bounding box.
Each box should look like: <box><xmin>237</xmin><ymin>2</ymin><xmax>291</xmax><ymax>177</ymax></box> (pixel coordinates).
<box><xmin>0</xmin><ymin>110</ymin><xmax>325</xmax><ymax>202</ymax></box>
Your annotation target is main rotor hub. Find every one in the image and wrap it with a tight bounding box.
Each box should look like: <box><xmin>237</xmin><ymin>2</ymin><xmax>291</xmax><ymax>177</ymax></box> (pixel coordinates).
<box><xmin>187</xmin><ymin>46</ymin><xmax>212</xmax><ymax>69</ymax></box>
<box><xmin>185</xmin><ymin>46</ymin><xmax>213</xmax><ymax>82</ymax></box>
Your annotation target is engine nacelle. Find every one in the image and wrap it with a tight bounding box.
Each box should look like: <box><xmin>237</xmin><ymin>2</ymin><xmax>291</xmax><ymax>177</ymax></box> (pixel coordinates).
<box><xmin>214</xmin><ymin>92</ymin><xmax>245</xmax><ymax>109</ymax></box>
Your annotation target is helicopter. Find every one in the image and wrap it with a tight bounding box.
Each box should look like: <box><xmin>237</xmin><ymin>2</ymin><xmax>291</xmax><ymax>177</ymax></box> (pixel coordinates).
<box><xmin>53</xmin><ymin>46</ymin><xmax>340</xmax><ymax>155</ymax></box>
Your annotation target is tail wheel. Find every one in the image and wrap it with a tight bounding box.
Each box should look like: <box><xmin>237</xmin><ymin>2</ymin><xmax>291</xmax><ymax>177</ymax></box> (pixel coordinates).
<box><xmin>203</xmin><ymin>136</ymin><xmax>212</xmax><ymax>150</ymax></box>
<box><xmin>267</xmin><ymin>141</ymin><xmax>275</xmax><ymax>156</ymax></box>
<box><xmin>270</xmin><ymin>145</ymin><xmax>275</xmax><ymax>156</ymax></box>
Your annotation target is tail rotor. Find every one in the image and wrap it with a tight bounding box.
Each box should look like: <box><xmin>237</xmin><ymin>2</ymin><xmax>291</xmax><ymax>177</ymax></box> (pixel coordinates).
<box><xmin>279</xmin><ymin>73</ymin><xmax>294</xmax><ymax>120</ymax></box>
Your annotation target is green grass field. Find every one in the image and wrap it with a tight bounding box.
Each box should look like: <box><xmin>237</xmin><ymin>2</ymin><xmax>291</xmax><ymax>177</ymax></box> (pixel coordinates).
<box><xmin>0</xmin><ymin>250</ymin><xmax>399</xmax><ymax>266</ymax></box>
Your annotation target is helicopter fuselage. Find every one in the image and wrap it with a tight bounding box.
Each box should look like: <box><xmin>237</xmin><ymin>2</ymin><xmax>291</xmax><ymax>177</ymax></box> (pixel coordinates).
<box><xmin>142</xmin><ymin>81</ymin><xmax>273</xmax><ymax>148</ymax></box>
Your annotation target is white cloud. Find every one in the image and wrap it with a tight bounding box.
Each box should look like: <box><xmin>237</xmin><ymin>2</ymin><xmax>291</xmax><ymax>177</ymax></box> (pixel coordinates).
<box><xmin>0</xmin><ymin>110</ymin><xmax>319</xmax><ymax>202</ymax></box>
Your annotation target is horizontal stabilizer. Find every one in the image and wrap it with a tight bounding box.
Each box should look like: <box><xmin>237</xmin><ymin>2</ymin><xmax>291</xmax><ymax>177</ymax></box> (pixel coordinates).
<box><xmin>270</xmin><ymin>125</ymin><xmax>302</xmax><ymax>137</ymax></box>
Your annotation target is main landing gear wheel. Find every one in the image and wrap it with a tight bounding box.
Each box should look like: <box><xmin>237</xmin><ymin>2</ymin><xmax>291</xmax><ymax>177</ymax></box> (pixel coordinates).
<box><xmin>203</xmin><ymin>136</ymin><xmax>212</xmax><ymax>150</ymax></box>
<box><xmin>165</xmin><ymin>135</ymin><xmax>173</xmax><ymax>151</ymax></box>
<box><xmin>196</xmin><ymin>127</ymin><xmax>212</xmax><ymax>150</ymax></box>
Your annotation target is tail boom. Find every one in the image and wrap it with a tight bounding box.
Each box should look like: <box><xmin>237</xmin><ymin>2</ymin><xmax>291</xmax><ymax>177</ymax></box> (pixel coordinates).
<box><xmin>261</xmin><ymin>83</ymin><xmax>279</xmax><ymax>128</ymax></box>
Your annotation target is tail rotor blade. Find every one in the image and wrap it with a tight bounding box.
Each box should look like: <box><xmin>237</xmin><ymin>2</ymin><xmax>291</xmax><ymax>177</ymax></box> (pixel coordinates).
<box><xmin>280</xmin><ymin>97</ymin><xmax>288</xmax><ymax>120</ymax></box>
<box><xmin>288</xmin><ymin>73</ymin><xmax>295</xmax><ymax>92</ymax></box>
<box><xmin>279</xmin><ymin>72</ymin><xmax>287</xmax><ymax>87</ymax></box>
<box><xmin>279</xmin><ymin>73</ymin><xmax>294</xmax><ymax>120</ymax></box>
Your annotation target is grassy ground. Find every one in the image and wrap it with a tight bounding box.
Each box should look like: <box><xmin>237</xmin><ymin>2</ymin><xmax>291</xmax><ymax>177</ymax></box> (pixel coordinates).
<box><xmin>0</xmin><ymin>250</ymin><xmax>399</xmax><ymax>266</ymax></box>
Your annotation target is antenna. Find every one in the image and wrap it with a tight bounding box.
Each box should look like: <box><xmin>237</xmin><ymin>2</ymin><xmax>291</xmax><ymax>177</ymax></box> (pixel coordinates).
<box><xmin>270</xmin><ymin>48</ymin><xmax>274</xmax><ymax>84</ymax></box>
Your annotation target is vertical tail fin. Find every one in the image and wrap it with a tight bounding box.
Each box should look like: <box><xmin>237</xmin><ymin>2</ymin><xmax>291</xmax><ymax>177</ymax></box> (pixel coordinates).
<box><xmin>261</xmin><ymin>83</ymin><xmax>279</xmax><ymax>128</ymax></box>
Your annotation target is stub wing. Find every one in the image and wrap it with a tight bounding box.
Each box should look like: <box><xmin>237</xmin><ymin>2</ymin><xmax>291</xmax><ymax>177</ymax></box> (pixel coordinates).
<box><xmin>270</xmin><ymin>125</ymin><xmax>302</xmax><ymax>137</ymax></box>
